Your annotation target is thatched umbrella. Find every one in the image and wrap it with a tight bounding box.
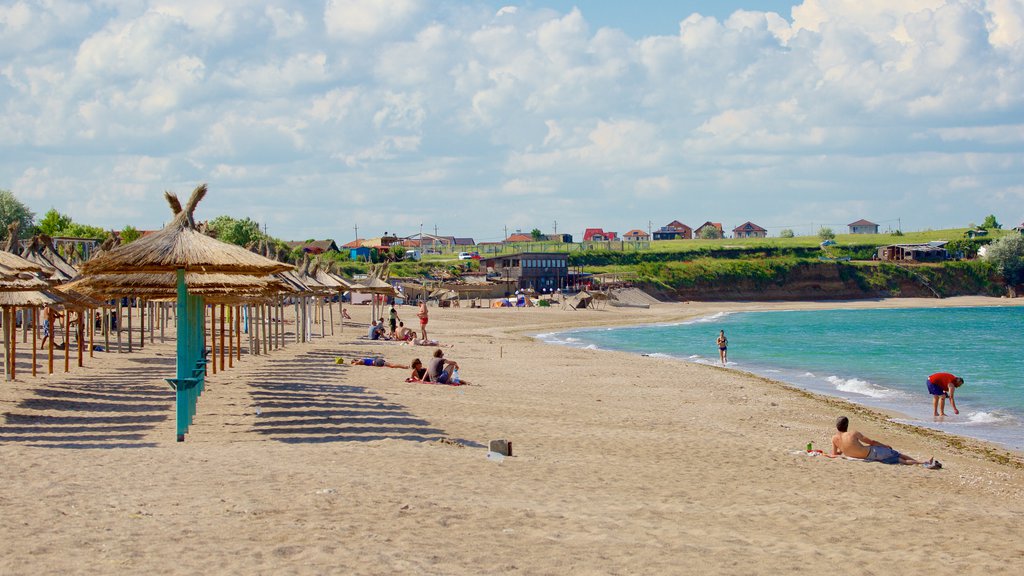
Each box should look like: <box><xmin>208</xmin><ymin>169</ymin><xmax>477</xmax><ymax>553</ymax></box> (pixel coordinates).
<box><xmin>78</xmin><ymin>184</ymin><xmax>293</xmax><ymax>441</ymax></box>
<box><xmin>20</xmin><ymin>234</ymin><xmax>79</xmax><ymax>282</ymax></box>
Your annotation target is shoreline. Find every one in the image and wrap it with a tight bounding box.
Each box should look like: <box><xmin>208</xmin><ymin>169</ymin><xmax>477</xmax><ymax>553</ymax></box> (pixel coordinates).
<box><xmin>525</xmin><ymin>296</ymin><xmax>1024</xmax><ymax>462</ymax></box>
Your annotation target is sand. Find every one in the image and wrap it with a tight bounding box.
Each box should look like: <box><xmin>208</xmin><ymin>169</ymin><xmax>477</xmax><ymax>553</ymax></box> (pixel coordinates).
<box><xmin>2</xmin><ymin>296</ymin><xmax>1024</xmax><ymax>575</ymax></box>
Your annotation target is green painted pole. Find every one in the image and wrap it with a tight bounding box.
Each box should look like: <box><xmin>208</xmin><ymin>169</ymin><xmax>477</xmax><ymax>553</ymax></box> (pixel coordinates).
<box><xmin>175</xmin><ymin>269</ymin><xmax>188</xmax><ymax>442</ymax></box>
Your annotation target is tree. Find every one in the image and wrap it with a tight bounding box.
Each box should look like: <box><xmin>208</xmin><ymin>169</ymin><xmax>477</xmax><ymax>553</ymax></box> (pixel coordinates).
<box><xmin>530</xmin><ymin>228</ymin><xmax>544</xmax><ymax>241</ymax></box>
<box><xmin>697</xmin><ymin>226</ymin><xmax>720</xmax><ymax>239</ymax></box>
<box><xmin>981</xmin><ymin>214</ymin><xmax>1002</xmax><ymax>230</ymax></box>
<box><xmin>779</xmin><ymin>229</ymin><xmax>794</xmax><ymax>238</ymax></box>
<box><xmin>38</xmin><ymin>208</ymin><xmax>73</xmax><ymax>236</ymax></box>
<box><xmin>61</xmin><ymin>222</ymin><xmax>108</xmax><ymax>240</ymax></box>
<box><xmin>986</xmin><ymin>234</ymin><xmax>1024</xmax><ymax>285</ymax></box>
<box><xmin>120</xmin><ymin>225</ymin><xmax>142</xmax><ymax>244</ymax></box>
<box><xmin>207</xmin><ymin>215</ymin><xmax>263</xmax><ymax>246</ymax></box>
<box><xmin>818</xmin><ymin>227</ymin><xmax>835</xmax><ymax>240</ymax></box>
<box><xmin>388</xmin><ymin>244</ymin><xmax>406</xmax><ymax>262</ymax></box>
<box><xmin>0</xmin><ymin>190</ymin><xmax>36</xmax><ymax>239</ymax></box>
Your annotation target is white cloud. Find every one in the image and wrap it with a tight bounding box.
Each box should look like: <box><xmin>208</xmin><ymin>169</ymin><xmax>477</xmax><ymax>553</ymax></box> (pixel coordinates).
<box><xmin>2</xmin><ymin>1</ymin><xmax>1023</xmax><ymax>240</ymax></box>
<box><xmin>323</xmin><ymin>0</ymin><xmax>420</xmax><ymax>41</ymax></box>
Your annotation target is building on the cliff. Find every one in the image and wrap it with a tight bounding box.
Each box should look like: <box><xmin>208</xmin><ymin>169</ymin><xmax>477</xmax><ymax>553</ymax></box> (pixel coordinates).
<box><xmin>732</xmin><ymin>221</ymin><xmax>768</xmax><ymax>238</ymax></box>
<box><xmin>623</xmin><ymin>229</ymin><xmax>650</xmax><ymax>241</ymax></box>
<box><xmin>479</xmin><ymin>252</ymin><xmax>569</xmax><ymax>293</ymax></box>
<box><xmin>877</xmin><ymin>242</ymin><xmax>949</xmax><ymax>262</ymax></box>
<box><xmin>694</xmin><ymin>222</ymin><xmax>724</xmax><ymax>239</ymax></box>
<box><xmin>652</xmin><ymin>220</ymin><xmax>692</xmax><ymax>240</ymax></box>
<box><xmin>583</xmin><ymin>228</ymin><xmax>618</xmax><ymax>241</ymax></box>
<box><xmin>848</xmin><ymin>219</ymin><xmax>880</xmax><ymax>234</ymax></box>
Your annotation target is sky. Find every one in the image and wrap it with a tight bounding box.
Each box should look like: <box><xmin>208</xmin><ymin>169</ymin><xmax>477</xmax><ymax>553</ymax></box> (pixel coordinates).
<box><xmin>2</xmin><ymin>0</ymin><xmax>1024</xmax><ymax>244</ymax></box>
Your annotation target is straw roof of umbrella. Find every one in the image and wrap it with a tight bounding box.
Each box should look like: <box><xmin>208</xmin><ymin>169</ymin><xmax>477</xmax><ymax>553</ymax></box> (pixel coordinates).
<box><xmin>20</xmin><ymin>234</ymin><xmax>79</xmax><ymax>283</ymax></box>
<box><xmin>62</xmin><ymin>272</ymin><xmax>293</xmax><ymax>301</ymax></box>
<box><xmin>0</xmin><ymin>289</ymin><xmax>63</xmax><ymax>307</ymax></box>
<box><xmin>0</xmin><ymin>272</ymin><xmax>53</xmax><ymax>292</ymax></box>
<box><xmin>349</xmin><ymin>274</ymin><xmax>398</xmax><ymax>296</ymax></box>
<box><xmin>80</xmin><ymin>184</ymin><xmax>293</xmax><ymax>276</ymax></box>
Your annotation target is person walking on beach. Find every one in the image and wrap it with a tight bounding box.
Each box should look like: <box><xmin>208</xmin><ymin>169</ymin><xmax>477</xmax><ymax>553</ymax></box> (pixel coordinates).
<box><xmin>417</xmin><ymin>300</ymin><xmax>429</xmax><ymax>340</ymax></box>
<box><xmin>927</xmin><ymin>372</ymin><xmax>964</xmax><ymax>416</ymax></box>
<box><xmin>39</xmin><ymin>305</ymin><xmax>63</xmax><ymax>349</ymax></box>
<box><xmin>388</xmin><ymin>304</ymin><xmax>401</xmax><ymax>338</ymax></box>
<box><xmin>831</xmin><ymin>416</ymin><xmax>937</xmax><ymax>467</ymax></box>
<box><xmin>716</xmin><ymin>330</ymin><xmax>728</xmax><ymax>365</ymax></box>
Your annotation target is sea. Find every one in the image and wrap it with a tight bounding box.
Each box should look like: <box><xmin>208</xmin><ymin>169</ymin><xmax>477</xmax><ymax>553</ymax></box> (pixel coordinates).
<box><xmin>538</xmin><ymin>306</ymin><xmax>1024</xmax><ymax>451</ymax></box>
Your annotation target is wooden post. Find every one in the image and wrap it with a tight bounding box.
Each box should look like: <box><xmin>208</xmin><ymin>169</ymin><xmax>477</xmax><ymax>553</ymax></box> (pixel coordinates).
<box><xmin>77</xmin><ymin>311</ymin><xmax>84</xmax><ymax>368</ymax></box>
<box><xmin>48</xmin><ymin>310</ymin><xmax>54</xmax><ymax>374</ymax></box>
<box><xmin>64</xmin><ymin>312</ymin><xmax>70</xmax><ymax>373</ymax></box>
<box><xmin>103</xmin><ymin>306</ymin><xmax>109</xmax><ymax>353</ymax></box>
<box><xmin>138</xmin><ymin>299</ymin><xmax>145</xmax><ymax>350</ymax></box>
<box><xmin>263</xmin><ymin>304</ymin><xmax>269</xmax><ymax>355</ymax></box>
<box><xmin>11</xmin><ymin>307</ymin><xmax>17</xmax><ymax>380</ymax></box>
<box><xmin>89</xmin><ymin>308</ymin><xmax>94</xmax><ymax>359</ymax></box>
<box><xmin>2</xmin><ymin>308</ymin><xmax>8</xmax><ymax>382</ymax></box>
<box><xmin>227</xmin><ymin>304</ymin><xmax>234</xmax><ymax>369</ymax></box>
<box><xmin>150</xmin><ymin>301</ymin><xmax>155</xmax><ymax>344</ymax></box>
<box><xmin>219</xmin><ymin>303</ymin><xmax>225</xmax><ymax>371</ymax></box>
<box><xmin>235</xmin><ymin>305</ymin><xmax>241</xmax><ymax>362</ymax></box>
<box><xmin>127</xmin><ymin>298</ymin><xmax>133</xmax><ymax>353</ymax></box>
<box><xmin>210</xmin><ymin>304</ymin><xmax>217</xmax><ymax>375</ymax></box>
<box><xmin>31</xmin><ymin>308</ymin><xmax>37</xmax><ymax>377</ymax></box>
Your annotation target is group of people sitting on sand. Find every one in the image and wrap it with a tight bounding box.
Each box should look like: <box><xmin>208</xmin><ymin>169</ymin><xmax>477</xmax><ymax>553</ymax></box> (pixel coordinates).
<box><xmin>350</xmin><ymin>349</ymin><xmax>468</xmax><ymax>385</ymax></box>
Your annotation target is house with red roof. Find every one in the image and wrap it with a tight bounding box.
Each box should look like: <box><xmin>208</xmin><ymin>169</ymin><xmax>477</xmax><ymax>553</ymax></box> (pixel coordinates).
<box><xmin>694</xmin><ymin>222</ymin><xmax>724</xmax><ymax>239</ymax></box>
<box><xmin>583</xmin><ymin>228</ymin><xmax>618</xmax><ymax>241</ymax></box>
<box><xmin>652</xmin><ymin>220</ymin><xmax>692</xmax><ymax>240</ymax></box>
<box><xmin>504</xmin><ymin>233</ymin><xmax>533</xmax><ymax>243</ymax></box>
<box><xmin>732</xmin><ymin>222</ymin><xmax>767</xmax><ymax>239</ymax></box>
<box><xmin>848</xmin><ymin>219</ymin><xmax>879</xmax><ymax>234</ymax></box>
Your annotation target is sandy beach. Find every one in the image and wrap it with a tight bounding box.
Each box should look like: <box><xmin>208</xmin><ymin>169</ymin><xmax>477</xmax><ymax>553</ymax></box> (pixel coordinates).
<box><xmin>2</xmin><ymin>296</ymin><xmax>1024</xmax><ymax>575</ymax></box>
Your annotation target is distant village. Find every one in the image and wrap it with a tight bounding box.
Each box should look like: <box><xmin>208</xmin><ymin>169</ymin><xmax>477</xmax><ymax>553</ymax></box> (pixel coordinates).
<box><xmin>297</xmin><ymin>219</ymin><xmax>894</xmax><ymax>261</ymax></box>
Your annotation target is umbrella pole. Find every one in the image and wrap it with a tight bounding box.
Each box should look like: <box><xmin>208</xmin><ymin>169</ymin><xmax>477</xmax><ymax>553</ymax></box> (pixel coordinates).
<box><xmin>235</xmin><ymin>306</ymin><xmax>241</xmax><ymax>362</ymax></box>
<box><xmin>329</xmin><ymin>298</ymin><xmax>335</xmax><ymax>336</ymax></box>
<box><xmin>77</xmin><ymin>311</ymin><xmax>83</xmax><ymax>368</ymax></box>
<box><xmin>31</xmin><ymin>307</ymin><xmax>36</xmax><ymax>377</ymax></box>
<box><xmin>219</xmin><ymin>304</ymin><xmax>225</xmax><ymax>371</ymax></box>
<box><xmin>89</xmin><ymin>308</ymin><xmax>94</xmax><ymax>359</ymax></box>
<box><xmin>2</xmin><ymin>307</ymin><xmax>8</xmax><ymax>382</ymax></box>
<box><xmin>210</xmin><ymin>305</ymin><xmax>216</xmax><ymax>375</ymax></box>
<box><xmin>139</xmin><ymin>299</ymin><xmax>144</xmax><ymax>350</ymax></box>
<box><xmin>104</xmin><ymin>307</ymin><xmax>110</xmax><ymax>352</ymax></box>
<box><xmin>127</xmin><ymin>299</ymin><xmax>133</xmax><ymax>353</ymax></box>
<box><xmin>116</xmin><ymin>301</ymin><xmax>122</xmax><ymax>353</ymax></box>
<box><xmin>11</xmin><ymin>307</ymin><xmax>17</xmax><ymax>380</ymax></box>
<box><xmin>48</xmin><ymin>312</ymin><xmax>54</xmax><ymax>374</ymax></box>
<box><xmin>264</xmin><ymin>303</ymin><xmax>270</xmax><ymax>355</ymax></box>
<box><xmin>64</xmin><ymin>314</ymin><xmax>69</xmax><ymax>373</ymax></box>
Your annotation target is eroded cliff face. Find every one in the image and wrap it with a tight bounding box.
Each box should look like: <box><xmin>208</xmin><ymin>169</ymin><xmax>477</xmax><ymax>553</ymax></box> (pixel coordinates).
<box><xmin>648</xmin><ymin>262</ymin><xmax>1001</xmax><ymax>301</ymax></box>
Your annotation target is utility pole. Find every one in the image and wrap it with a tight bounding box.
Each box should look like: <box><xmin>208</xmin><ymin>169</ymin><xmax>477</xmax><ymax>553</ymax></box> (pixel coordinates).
<box><xmin>553</xmin><ymin>220</ymin><xmax>557</xmax><ymax>235</ymax></box>
<box><xmin>504</xmin><ymin>225</ymin><xmax>508</xmax><ymax>240</ymax></box>
<box><xmin>353</xmin><ymin>224</ymin><xmax>358</xmax><ymax>241</ymax></box>
<box><xmin>898</xmin><ymin>217</ymin><xmax>902</xmax><ymax>233</ymax></box>
<box><xmin>648</xmin><ymin>220</ymin><xmax>652</xmax><ymax>237</ymax></box>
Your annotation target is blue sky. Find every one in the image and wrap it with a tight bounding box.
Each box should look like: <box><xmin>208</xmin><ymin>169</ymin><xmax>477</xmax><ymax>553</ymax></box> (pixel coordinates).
<box><xmin>2</xmin><ymin>1</ymin><xmax>1023</xmax><ymax>243</ymax></box>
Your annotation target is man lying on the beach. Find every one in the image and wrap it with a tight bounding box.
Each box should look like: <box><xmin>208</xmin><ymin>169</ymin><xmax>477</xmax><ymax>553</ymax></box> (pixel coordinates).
<box><xmin>831</xmin><ymin>416</ymin><xmax>939</xmax><ymax>468</ymax></box>
<box><xmin>350</xmin><ymin>357</ymin><xmax>408</xmax><ymax>369</ymax></box>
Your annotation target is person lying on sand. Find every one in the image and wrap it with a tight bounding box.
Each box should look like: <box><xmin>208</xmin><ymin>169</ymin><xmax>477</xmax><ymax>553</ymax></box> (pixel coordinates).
<box><xmin>350</xmin><ymin>357</ymin><xmax>408</xmax><ymax>369</ymax></box>
<box><xmin>831</xmin><ymin>416</ymin><xmax>939</xmax><ymax>468</ymax></box>
<box><xmin>403</xmin><ymin>337</ymin><xmax>450</xmax><ymax>347</ymax></box>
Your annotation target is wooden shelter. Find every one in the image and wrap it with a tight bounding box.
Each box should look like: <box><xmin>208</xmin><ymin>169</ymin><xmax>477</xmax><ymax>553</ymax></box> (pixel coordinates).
<box><xmin>79</xmin><ymin>184</ymin><xmax>292</xmax><ymax>441</ymax></box>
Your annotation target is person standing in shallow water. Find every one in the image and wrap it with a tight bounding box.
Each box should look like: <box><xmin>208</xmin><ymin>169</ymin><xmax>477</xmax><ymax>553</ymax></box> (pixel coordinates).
<box><xmin>716</xmin><ymin>330</ymin><xmax>728</xmax><ymax>365</ymax></box>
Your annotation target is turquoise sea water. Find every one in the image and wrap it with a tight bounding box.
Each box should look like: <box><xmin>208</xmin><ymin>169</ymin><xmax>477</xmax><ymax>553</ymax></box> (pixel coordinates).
<box><xmin>539</xmin><ymin>306</ymin><xmax>1024</xmax><ymax>451</ymax></box>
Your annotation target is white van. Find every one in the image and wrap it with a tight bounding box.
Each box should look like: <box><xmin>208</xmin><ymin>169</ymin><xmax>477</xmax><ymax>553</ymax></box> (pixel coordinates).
<box><xmin>405</xmin><ymin>249</ymin><xmax>422</xmax><ymax>261</ymax></box>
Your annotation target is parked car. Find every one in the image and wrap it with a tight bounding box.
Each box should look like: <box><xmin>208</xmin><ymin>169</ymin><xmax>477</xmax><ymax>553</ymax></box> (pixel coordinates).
<box><xmin>458</xmin><ymin>252</ymin><xmax>481</xmax><ymax>260</ymax></box>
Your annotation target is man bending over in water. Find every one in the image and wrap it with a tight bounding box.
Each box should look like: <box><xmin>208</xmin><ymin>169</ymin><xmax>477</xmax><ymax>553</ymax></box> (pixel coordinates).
<box><xmin>831</xmin><ymin>416</ymin><xmax>938</xmax><ymax>467</ymax></box>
